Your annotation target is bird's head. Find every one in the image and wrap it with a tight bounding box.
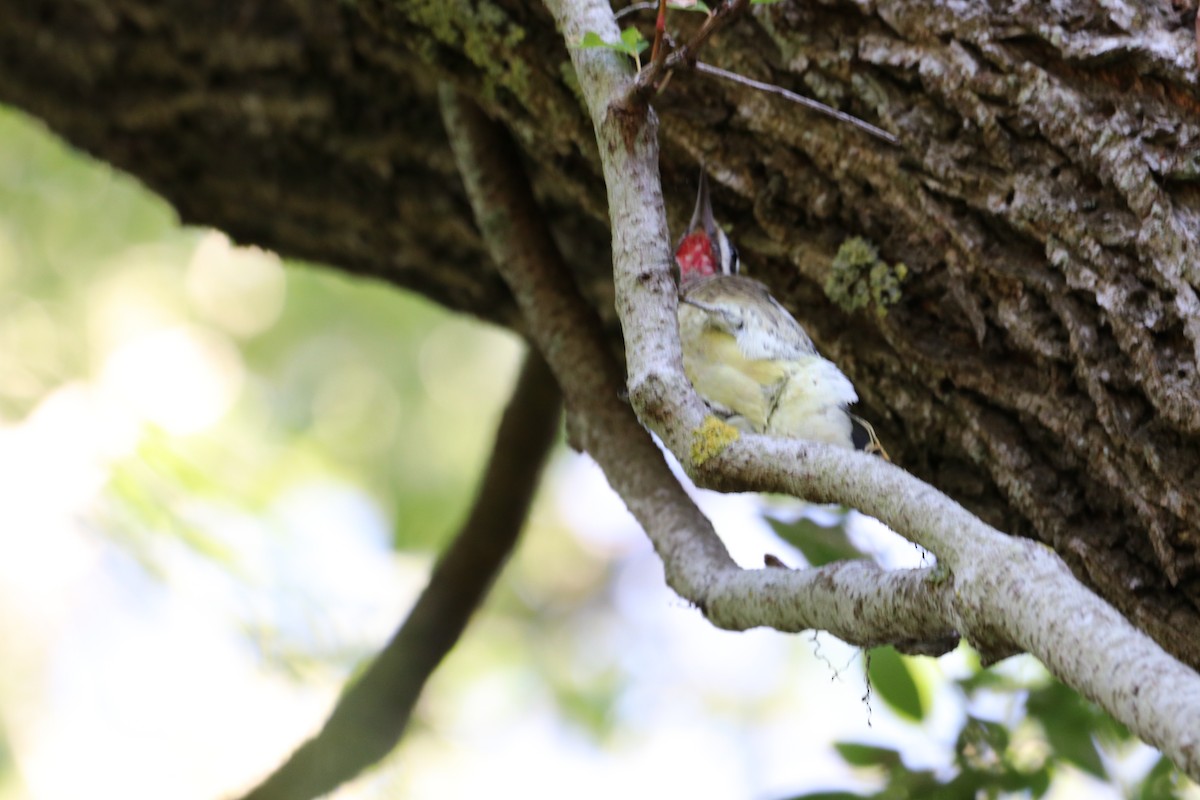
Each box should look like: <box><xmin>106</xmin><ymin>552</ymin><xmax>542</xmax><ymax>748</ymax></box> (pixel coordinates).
<box><xmin>675</xmin><ymin>171</ymin><xmax>739</xmax><ymax>284</ymax></box>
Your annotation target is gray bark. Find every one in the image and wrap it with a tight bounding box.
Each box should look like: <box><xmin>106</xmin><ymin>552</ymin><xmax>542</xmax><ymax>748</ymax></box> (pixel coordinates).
<box><xmin>2</xmin><ymin>0</ymin><xmax>1199</xmax><ymax>669</ymax></box>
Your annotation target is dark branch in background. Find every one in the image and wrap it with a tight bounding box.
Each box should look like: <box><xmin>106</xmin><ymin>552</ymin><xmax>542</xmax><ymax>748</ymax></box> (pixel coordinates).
<box><xmin>438</xmin><ymin>85</ymin><xmax>956</xmax><ymax>649</ymax></box>
<box><xmin>235</xmin><ymin>351</ymin><xmax>561</xmax><ymax>800</ymax></box>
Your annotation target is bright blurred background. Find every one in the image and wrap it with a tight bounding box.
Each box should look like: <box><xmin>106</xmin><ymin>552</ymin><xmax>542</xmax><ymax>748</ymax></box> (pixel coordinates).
<box><xmin>0</xmin><ymin>104</ymin><xmax>1194</xmax><ymax>800</ymax></box>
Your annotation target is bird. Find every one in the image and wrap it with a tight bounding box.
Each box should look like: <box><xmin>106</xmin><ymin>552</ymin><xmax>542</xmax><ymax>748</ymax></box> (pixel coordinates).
<box><xmin>674</xmin><ymin>171</ymin><xmax>885</xmax><ymax>456</ymax></box>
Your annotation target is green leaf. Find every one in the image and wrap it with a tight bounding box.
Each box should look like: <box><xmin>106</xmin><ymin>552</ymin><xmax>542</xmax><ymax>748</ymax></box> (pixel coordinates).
<box><xmin>1135</xmin><ymin>755</ymin><xmax>1183</xmax><ymax>800</ymax></box>
<box><xmin>867</xmin><ymin>646</ymin><xmax>926</xmax><ymax>721</ymax></box>
<box><xmin>579</xmin><ymin>31</ymin><xmax>610</xmax><ymax>49</ymax></box>
<box><xmin>1044</xmin><ymin>723</ymin><xmax>1105</xmax><ymax>777</ymax></box>
<box><xmin>619</xmin><ymin>26</ymin><xmax>648</xmax><ymax>54</ymax></box>
<box><xmin>579</xmin><ymin>27</ymin><xmax>646</xmax><ymax>57</ymax></box>
<box><xmin>1000</xmin><ymin>765</ymin><xmax>1053</xmax><ymax>798</ymax></box>
<box><xmin>765</xmin><ymin>514</ymin><xmax>863</xmax><ymax>566</ymax></box>
<box><xmin>955</xmin><ymin>666</ymin><xmax>1017</xmax><ymax>693</ymax></box>
<box><xmin>834</xmin><ymin>741</ymin><xmax>903</xmax><ymax>768</ymax></box>
<box><xmin>954</xmin><ymin>715</ymin><xmax>1010</xmax><ymax>777</ymax></box>
<box><xmin>1025</xmin><ymin>681</ymin><xmax>1108</xmax><ymax>778</ymax></box>
<box><xmin>925</xmin><ymin>771</ymin><xmax>990</xmax><ymax>799</ymax></box>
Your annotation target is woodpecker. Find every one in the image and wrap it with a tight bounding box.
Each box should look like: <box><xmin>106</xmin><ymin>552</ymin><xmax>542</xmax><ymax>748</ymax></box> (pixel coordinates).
<box><xmin>675</xmin><ymin>172</ymin><xmax>884</xmax><ymax>455</ymax></box>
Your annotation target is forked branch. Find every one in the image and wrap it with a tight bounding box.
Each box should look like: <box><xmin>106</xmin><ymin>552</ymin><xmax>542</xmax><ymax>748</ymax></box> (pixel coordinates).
<box><xmin>545</xmin><ymin>0</ymin><xmax>1200</xmax><ymax>779</ymax></box>
<box><xmin>634</xmin><ymin>0</ymin><xmax>750</xmax><ymax>94</ymax></box>
<box><xmin>439</xmin><ymin>86</ymin><xmax>956</xmax><ymax>648</ymax></box>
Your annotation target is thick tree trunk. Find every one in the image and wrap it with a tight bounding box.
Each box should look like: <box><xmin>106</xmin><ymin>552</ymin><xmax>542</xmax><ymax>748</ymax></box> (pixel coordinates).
<box><xmin>3</xmin><ymin>0</ymin><xmax>1199</xmax><ymax>669</ymax></box>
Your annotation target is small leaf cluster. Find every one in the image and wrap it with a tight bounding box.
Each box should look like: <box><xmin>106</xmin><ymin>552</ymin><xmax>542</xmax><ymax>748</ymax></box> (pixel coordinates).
<box><xmin>785</xmin><ymin>646</ymin><xmax>1192</xmax><ymax>799</ymax></box>
<box><xmin>578</xmin><ymin>0</ymin><xmax>786</xmax><ymax>69</ymax></box>
<box><xmin>763</xmin><ymin>507</ymin><xmax>1190</xmax><ymax>798</ymax></box>
<box><xmin>579</xmin><ymin>28</ymin><xmax>649</xmax><ymax>62</ymax></box>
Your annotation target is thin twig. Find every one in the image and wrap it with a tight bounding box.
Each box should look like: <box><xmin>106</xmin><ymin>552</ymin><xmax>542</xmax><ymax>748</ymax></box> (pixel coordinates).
<box><xmin>615</xmin><ymin>1</ymin><xmax>657</xmax><ymax>20</ymax></box>
<box><xmin>236</xmin><ymin>350</ymin><xmax>561</xmax><ymax>800</ymax></box>
<box><xmin>695</xmin><ymin>61</ymin><xmax>900</xmax><ymax>146</ymax></box>
<box><xmin>649</xmin><ymin>0</ymin><xmax>668</xmax><ymax>68</ymax></box>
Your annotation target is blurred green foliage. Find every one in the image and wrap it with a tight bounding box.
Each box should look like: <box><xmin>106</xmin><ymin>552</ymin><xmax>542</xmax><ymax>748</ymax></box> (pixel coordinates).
<box><xmin>0</xmin><ymin>104</ymin><xmax>524</xmax><ymax>560</ymax></box>
<box><xmin>766</xmin><ymin>511</ymin><xmax>863</xmax><ymax>567</ymax></box>
<box><xmin>0</xmin><ymin>108</ymin><xmax>178</xmax><ymax>417</ymax></box>
<box><xmin>797</xmin><ymin>645</ymin><xmax>1194</xmax><ymax>800</ymax></box>
<box><xmin>0</xmin><ymin>722</ymin><xmax>12</xmax><ymax>796</ymax></box>
<box><xmin>867</xmin><ymin>646</ymin><xmax>925</xmax><ymax>722</ymax></box>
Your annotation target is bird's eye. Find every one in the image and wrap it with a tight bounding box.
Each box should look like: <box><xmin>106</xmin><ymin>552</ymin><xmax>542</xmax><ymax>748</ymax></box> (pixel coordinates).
<box><xmin>727</xmin><ymin>242</ymin><xmax>740</xmax><ymax>275</ymax></box>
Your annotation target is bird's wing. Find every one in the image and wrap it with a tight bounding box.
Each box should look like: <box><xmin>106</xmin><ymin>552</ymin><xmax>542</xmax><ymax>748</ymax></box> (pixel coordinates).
<box><xmin>765</xmin><ymin>356</ymin><xmax>859</xmax><ymax>447</ymax></box>
<box><xmin>680</xmin><ymin>275</ymin><xmax>860</xmax><ymax>440</ymax></box>
<box><xmin>678</xmin><ymin>308</ymin><xmax>789</xmax><ymax>431</ymax></box>
<box><xmin>681</xmin><ymin>276</ymin><xmax>817</xmax><ymax>361</ymax></box>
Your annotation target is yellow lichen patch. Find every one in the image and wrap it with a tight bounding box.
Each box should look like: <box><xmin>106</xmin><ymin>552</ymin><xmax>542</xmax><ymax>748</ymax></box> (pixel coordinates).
<box><xmin>691</xmin><ymin>415</ymin><xmax>740</xmax><ymax>466</ymax></box>
<box><xmin>927</xmin><ymin>562</ymin><xmax>953</xmax><ymax>587</ymax></box>
<box><xmin>824</xmin><ymin>236</ymin><xmax>909</xmax><ymax>318</ymax></box>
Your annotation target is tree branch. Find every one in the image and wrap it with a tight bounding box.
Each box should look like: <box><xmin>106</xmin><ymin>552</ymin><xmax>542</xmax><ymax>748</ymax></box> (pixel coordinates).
<box><xmin>438</xmin><ymin>85</ymin><xmax>957</xmax><ymax>652</ymax></box>
<box><xmin>235</xmin><ymin>349</ymin><xmax>561</xmax><ymax>800</ymax></box>
<box><xmin>545</xmin><ymin>0</ymin><xmax>1200</xmax><ymax>780</ymax></box>
<box><xmin>633</xmin><ymin>0</ymin><xmax>750</xmax><ymax>95</ymax></box>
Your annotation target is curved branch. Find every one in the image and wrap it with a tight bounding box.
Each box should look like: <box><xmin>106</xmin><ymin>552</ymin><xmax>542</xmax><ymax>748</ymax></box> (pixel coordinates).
<box><xmin>544</xmin><ymin>0</ymin><xmax>1200</xmax><ymax>780</ymax></box>
<box><xmin>235</xmin><ymin>350</ymin><xmax>562</xmax><ymax>800</ymax></box>
<box><xmin>438</xmin><ymin>84</ymin><xmax>957</xmax><ymax>653</ymax></box>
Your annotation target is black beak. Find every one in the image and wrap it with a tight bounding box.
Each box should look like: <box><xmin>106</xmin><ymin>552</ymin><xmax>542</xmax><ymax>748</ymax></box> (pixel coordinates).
<box><xmin>687</xmin><ymin>170</ymin><xmax>718</xmax><ymax>239</ymax></box>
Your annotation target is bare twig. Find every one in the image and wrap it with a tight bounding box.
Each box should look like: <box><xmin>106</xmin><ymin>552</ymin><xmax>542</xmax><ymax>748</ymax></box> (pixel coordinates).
<box><xmin>695</xmin><ymin>61</ymin><xmax>899</xmax><ymax>145</ymax></box>
<box><xmin>235</xmin><ymin>351</ymin><xmax>561</xmax><ymax>800</ymax></box>
<box><xmin>648</xmin><ymin>0</ymin><xmax>668</xmax><ymax>69</ymax></box>
<box><xmin>547</xmin><ymin>0</ymin><xmax>1200</xmax><ymax>779</ymax></box>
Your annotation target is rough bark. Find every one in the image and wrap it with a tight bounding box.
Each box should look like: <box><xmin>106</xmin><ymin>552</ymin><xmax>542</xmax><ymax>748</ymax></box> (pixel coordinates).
<box><xmin>440</xmin><ymin>72</ymin><xmax>1200</xmax><ymax>776</ymax></box>
<box><xmin>2</xmin><ymin>0</ymin><xmax>1199</xmax><ymax>668</ymax></box>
